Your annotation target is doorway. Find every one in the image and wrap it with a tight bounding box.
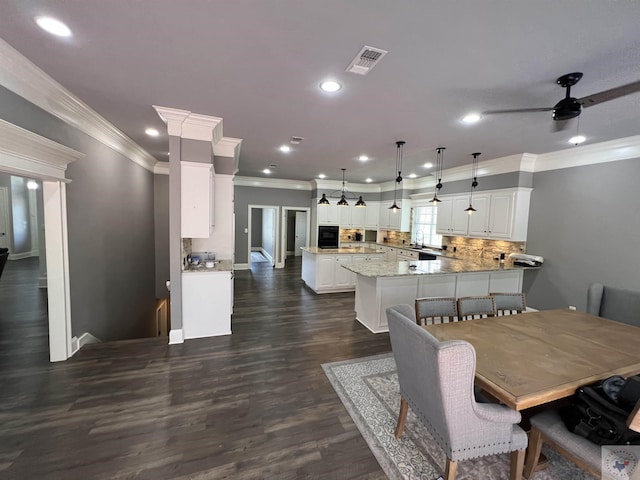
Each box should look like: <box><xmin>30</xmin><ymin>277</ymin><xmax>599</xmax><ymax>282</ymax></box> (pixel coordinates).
<box><xmin>247</xmin><ymin>205</ymin><xmax>279</xmax><ymax>268</ymax></box>
<box><xmin>281</xmin><ymin>206</ymin><xmax>310</xmax><ymax>267</ymax></box>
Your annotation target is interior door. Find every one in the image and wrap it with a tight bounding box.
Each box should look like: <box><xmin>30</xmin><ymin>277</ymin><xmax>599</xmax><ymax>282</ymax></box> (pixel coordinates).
<box><xmin>0</xmin><ymin>187</ymin><xmax>10</xmax><ymax>250</ymax></box>
<box><xmin>294</xmin><ymin>211</ymin><xmax>307</xmax><ymax>256</ymax></box>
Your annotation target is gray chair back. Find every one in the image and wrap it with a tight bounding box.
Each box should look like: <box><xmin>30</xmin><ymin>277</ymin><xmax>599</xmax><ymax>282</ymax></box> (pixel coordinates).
<box><xmin>490</xmin><ymin>292</ymin><xmax>526</xmax><ymax>315</ymax></box>
<box><xmin>587</xmin><ymin>283</ymin><xmax>640</xmax><ymax>328</ymax></box>
<box><xmin>386</xmin><ymin>304</ymin><xmax>527</xmax><ymax>463</ymax></box>
<box><xmin>0</xmin><ymin>248</ymin><xmax>8</xmax><ymax>280</ymax></box>
<box><xmin>457</xmin><ymin>296</ymin><xmax>496</xmax><ymax>320</ymax></box>
<box><xmin>415</xmin><ymin>296</ymin><xmax>458</xmax><ymax>325</ymax></box>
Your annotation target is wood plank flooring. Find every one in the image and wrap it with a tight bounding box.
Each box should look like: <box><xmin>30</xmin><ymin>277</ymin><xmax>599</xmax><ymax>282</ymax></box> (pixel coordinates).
<box><xmin>0</xmin><ymin>256</ymin><xmax>391</xmax><ymax>479</ymax></box>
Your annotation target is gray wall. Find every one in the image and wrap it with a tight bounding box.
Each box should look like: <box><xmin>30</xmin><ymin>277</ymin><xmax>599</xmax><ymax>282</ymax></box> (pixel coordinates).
<box><xmin>235</xmin><ymin>186</ymin><xmax>312</xmax><ymax>264</ymax></box>
<box><xmin>251</xmin><ymin>209</ymin><xmax>263</xmax><ymax>248</ymax></box>
<box><xmin>0</xmin><ymin>85</ymin><xmax>157</xmax><ymax>342</ymax></box>
<box><xmin>154</xmin><ymin>174</ymin><xmax>170</xmax><ymax>299</ymax></box>
<box><xmin>524</xmin><ymin>158</ymin><xmax>640</xmax><ymax>311</ymax></box>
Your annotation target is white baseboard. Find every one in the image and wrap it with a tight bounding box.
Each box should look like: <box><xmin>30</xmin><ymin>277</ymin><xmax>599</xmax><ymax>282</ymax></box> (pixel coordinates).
<box><xmin>169</xmin><ymin>328</ymin><xmax>184</xmax><ymax>344</ymax></box>
<box><xmin>8</xmin><ymin>252</ymin><xmax>34</xmax><ymax>260</ymax></box>
<box><xmin>234</xmin><ymin>263</ymin><xmax>249</xmax><ymax>270</ymax></box>
<box><xmin>38</xmin><ymin>275</ymin><xmax>47</xmax><ymax>289</ymax></box>
<box><xmin>70</xmin><ymin>331</ymin><xmax>102</xmax><ymax>356</ymax></box>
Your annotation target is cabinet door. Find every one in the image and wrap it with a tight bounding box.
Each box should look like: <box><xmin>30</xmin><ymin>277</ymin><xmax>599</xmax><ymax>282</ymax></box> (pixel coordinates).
<box><xmin>386</xmin><ymin>248</ymin><xmax>397</xmax><ymax>262</ymax></box>
<box><xmin>317</xmin><ymin>255</ymin><xmax>335</xmax><ymax>288</ymax></box>
<box><xmin>181</xmin><ymin>162</ymin><xmax>213</xmax><ymax>238</ymax></box>
<box><xmin>378</xmin><ymin>202</ymin><xmax>390</xmax><ymax>229</ymax></box>
<box><xmin>467</xmin><ymin>194</ymin><xmax>490</xmax><ymax>237</ymax></box>
<box><xmin>435</xmin><ymin>197</ymin><xmax>453</xmax><ymax>234</ymax></box>
<box><xmin>318</xmin><ymin>203</ymin><xmax>338</xmax><ymax>225</ymax></box>
<box><xmin>364</xmin><ymin>201</ymin><xmax>379</xmax><ymax>229</ymax></box>
<box><xmin>488</xmin><ymin>192</ymin><xmax>514</xmax><ymax>238</ymax></box>
<box><xmin>338</xmin><ymin>205</ymin><xmax>351</xmax><ymax>227</ymax></box>
<box><xmin>388</xmin><ymin>200</ymin><xmax>402</xmax><ymax>230</ymax></box>
<box><xmin>350</xmin><ymin>204</ymin><xmax>365</xmax><ymax>228</ymax></box>
<box><xmin>450</xmin><ymin>196</ymin><xmax>470</xmax><ymax>235</ymax></box>
<box><xmin>334</xmin><ymin>255</ymin><xmax>352</xmax><ymax>287</ymax></box>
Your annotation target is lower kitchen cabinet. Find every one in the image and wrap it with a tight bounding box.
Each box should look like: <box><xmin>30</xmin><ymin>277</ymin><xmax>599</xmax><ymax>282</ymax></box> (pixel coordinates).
<box><xmin>301</xmin><ymin>249</ymin><xmax>384</xmax><ymax>293</ymax></box>
<box><xmin>182</xmin><ymin>271</ymin><xmax>232</xmax><ymax>339</ymax></box>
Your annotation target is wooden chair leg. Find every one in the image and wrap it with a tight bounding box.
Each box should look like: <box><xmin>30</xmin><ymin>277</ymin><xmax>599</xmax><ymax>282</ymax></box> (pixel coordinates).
<box><xmin>523</xmin><ymin>427</ymin><xmax>543</xmax><ymax>479</ymax></box>
<box><xmin>510</xmin><ymin>449</ymin><xmax>526</xmax><ymax>480</ymax></box>
<box><xmin>394</xmin><ymin>398</ymin><xmax>408</xmax><ymax>439</ymax></box>
<box><xmin>444</xmin><ymin>457</ymin><xmax>457</xmax><ymax>480</ymax></box>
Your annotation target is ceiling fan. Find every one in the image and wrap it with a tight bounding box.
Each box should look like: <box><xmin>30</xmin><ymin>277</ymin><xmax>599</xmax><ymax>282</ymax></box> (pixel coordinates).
<box><xmin>482</xmin><ymin>72</ymin><xmax>640</xmax><ymax>130</ymax></box>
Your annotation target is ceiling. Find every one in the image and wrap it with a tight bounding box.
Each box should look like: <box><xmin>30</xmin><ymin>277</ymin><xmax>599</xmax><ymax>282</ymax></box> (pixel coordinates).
<box><xmin>1</xmin><ymin>1</ymin><xmax>639</xmax><ymax>183</ymax></box>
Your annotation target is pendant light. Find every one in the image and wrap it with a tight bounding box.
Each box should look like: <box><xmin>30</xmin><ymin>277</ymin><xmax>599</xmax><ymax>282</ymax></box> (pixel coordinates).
<box><xmin>355</xmin><ymin>196</ymin><xmax>367</xmax><ymax>207</ymax></box>
<box><xmin>337</xmin><ymin>168</ymin><xmax>349</xmax><ymax>206</ymax></box>
<box><xmin>431</xmin><ymin>147</ymin><xmax>446</xmax><ymax>204</ymax></box>
<box><xmin>464</xmin><ymin>152</ymin><xmax>481</xmax><ymax>215</ymax></box>
<box><xmin>318</xmin><ymin>193</ymin><xmax>330</xmax><ymax>205</ymax></box>
<box><xmin>389</xmin><ymin>141</ymin><xmax>405</xmax><ymax>211</ymax></box>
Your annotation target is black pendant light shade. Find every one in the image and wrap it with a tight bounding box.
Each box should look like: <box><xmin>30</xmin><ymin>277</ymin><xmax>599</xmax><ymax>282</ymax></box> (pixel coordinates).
<box><xmin>318</xmin><ymin>193</ymin><xmax>330</xmax><ymax>205</ymax></box>
<box><xmin>355</xmin><ymin>196</ymin><xmax>366</xmax><ymax>207</ymax></box>
<box><xmin>465</xmin><ymin>152</ymin><xmax>481</xmax><ymax>215</ymax></box>
<box><xmin>318</xmin><ymin>168</ymin><xmax>365</xmax><ymax>206</ymax></box>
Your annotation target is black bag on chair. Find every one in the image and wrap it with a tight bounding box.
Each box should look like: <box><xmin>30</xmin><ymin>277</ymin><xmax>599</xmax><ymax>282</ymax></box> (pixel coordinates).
<box><xmin>560</xmin><ymin>376</ymin><xmax>640</xmax><ymax>445</ymax></box>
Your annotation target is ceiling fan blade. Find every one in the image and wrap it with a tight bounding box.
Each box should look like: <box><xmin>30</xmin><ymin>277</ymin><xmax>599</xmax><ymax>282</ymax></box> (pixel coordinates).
<box><xmin>482</xmin><ymin>107</ymin><xmax>553</xmax><ymax>115</ymax></box>
<box><xmin>579</xmin><ymin>79</ymin><xmax>640</xmax><ymax>107</ymax></box>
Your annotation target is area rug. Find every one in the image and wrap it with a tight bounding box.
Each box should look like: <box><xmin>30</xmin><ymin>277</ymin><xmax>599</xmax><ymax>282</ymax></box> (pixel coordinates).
<box><xmin>322</xmin><ymin>353</ymin><xmax>592</xmax><ymax>480</ymax></box>
<box><xmin>251</xmin><ymin>251</ymin><xmax>269</xmax><ymax>263</ymax></box>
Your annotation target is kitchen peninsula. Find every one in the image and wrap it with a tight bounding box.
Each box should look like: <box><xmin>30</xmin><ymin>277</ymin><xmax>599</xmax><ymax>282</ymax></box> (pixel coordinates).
<box><xmin>342</xmin><ymin>257</ymin><xmax>537</xmax><ymax>333</ymax></box>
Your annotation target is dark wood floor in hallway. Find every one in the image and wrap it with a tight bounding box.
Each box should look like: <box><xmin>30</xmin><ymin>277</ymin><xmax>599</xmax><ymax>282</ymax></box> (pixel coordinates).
<box><xmin>0</xmin><ymin>257</ymin><xmax>391</xmax><ymax>479</ymax></box>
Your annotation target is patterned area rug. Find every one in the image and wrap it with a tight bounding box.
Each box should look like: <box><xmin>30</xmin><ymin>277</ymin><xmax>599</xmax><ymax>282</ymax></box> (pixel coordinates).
<box><xmin>322</xmin><ymin>353</ymin><xmax>592</xmax><ymax>480</ymax></box>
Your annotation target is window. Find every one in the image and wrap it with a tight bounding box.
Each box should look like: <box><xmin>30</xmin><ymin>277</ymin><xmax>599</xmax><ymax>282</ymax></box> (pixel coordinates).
<box><xmin>411</xmin><ymin>205</ymin><xmax>441</xmax><ymax>247</ymax></box>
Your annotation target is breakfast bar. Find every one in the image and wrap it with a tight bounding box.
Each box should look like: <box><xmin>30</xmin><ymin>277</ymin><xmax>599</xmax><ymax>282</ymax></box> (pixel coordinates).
<box><xmin>342</xmin><ymin>257</ymin><xmax>536</xmax><ymax>333</ymax></box>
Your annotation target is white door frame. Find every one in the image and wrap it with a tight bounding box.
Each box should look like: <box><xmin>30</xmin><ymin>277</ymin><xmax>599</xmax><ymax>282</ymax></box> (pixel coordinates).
<box><xmin>0</xmin><ymin>118</ymin><xmax>83</xmax><ymax>361</ymax></box>
<box><xmin>281</xmin><ymin>206</ymin><xmax>310</xmax><ymax>266</ymax></box>
<box><xmin>247</xmin><ymin>204</ymin><xmax>280</xmax><ymax>268</ymax></box>
<box><xmin>0</xmin><ymin>186</ymin><xmax>11</xmax><ymax>251</ymax></box>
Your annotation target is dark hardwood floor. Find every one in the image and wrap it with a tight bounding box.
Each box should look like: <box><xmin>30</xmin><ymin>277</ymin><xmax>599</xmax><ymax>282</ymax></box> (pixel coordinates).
<box><xmin>0</xmin><ymin>255</ymin><xmax>391</xmax><ymax>479</ymax></box>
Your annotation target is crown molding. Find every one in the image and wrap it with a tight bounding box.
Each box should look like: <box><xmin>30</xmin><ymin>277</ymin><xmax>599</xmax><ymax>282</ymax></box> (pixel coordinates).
<box><xmin>214</xmin><ymin>137</ymin><xmax>243</xmax><ymax>173</ymax></box>
<box><xmin>182</xmin><ymin>113</ymin><xmax>223</xmax><ymax>142</ymax></box>
<box><xmin>0</xmin><ymin>118</ymin><xmax>83</xmax><ymax>181</ymax></box>
<box><xmin>234</xmin><ymin>176</ymin><xmax>312</xmax><ymax>190</ymax></box>
<box><xmin>313</xmin><ymin>178</ymin><xmax>382</xmax><ymax>193</ymax></box>
<box><xmin>152</xmin><ymin>106</ymin><xmax>190</xmax><ymax>136</ymax></box>
<box><xmin>0</xmin><ymin>39</ymin><xmax>157</xmax><ymax>173</ymax></box>
<box><xmin>154</xmin><ymin>161</ymin><xmax>170</xmax><ymax>175</ymax></box>
<box><xmin>534</xmin><ymin>135</ymin><xmax>640</xmax><ymax>172</ymax></box>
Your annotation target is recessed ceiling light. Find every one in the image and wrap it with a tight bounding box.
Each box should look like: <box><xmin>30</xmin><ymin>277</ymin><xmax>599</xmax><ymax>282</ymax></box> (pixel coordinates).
<box><xmin>359</xmin><ymin>155</ymin><xmax>369</xmax><ymax>162</ymax></box>
<box><xmin>462</xmin><ymin>113</ymin><xmax>481</xmax><ymax>124</ymax></box>
<box><xmin>320</xmin><ymin>80</ymin><xmax>342</xmax><ymax>93</ymax></box>
<box><xmin>423</xmin><ymin>162</ymin><xmax>433</xmax><ymax>169</ymax></box>
<box><xmin>35</xmin><ymin>16</ymin><xmax>72</xmax><ymax>37</ymax></box>
<box><xmin>145</xmin><ymin>128</ymin><xmax>159</xmax><ymax>137</ymax></box>
<box><xmin>569</xmin><ymin>135</ymin><xmax>586</xmax><ymax>145</ymax></box>
<box><xmin>263</xmin><ymin>169</ymin><xmax>271</xmax><ymax>174</ymax></box>
<box><xmin>279</xmin><ymin>145</ymin><xmax>291</xmax><ymax>153</ymax></box>
<box><xmin>318</xmin><ymin>173</ymin><xmax>326</xmax><ymax>179</ymax></box>
<box><xmin>365</xmin><ymin>178</ymin><xmax>373</xmax><ymax>183</ymax></box>
<box><xmin>408</xmin><ymin>173</ymin><xmax>417</xmax><ymax>179</ymax></box>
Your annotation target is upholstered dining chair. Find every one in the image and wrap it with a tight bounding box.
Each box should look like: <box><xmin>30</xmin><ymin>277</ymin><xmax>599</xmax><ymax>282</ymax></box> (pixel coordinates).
<box><xmin>0</xmin><ymin>248</ymin><xmax>8</xmax><ymax>281</ymax></box>
<box><xmin>415</xmin><ymin>296</ymin><xmax>458</xmax><ymax>326</ymax></box>
<box><xmin>490</xmin><ymin>292</ymin><xmax>527</xmax><ymax>316</ymax></box>
<box><xmin>457</xmin><ymin>295</ymin><xmax>497</xmax><ymax>320</ymax></box>
<box><xmin>587</xmin><ymin>283</ymin><xmax>640</xmax><ymax>328</ymax></box>
<box><xmin>386</xmin><ymin>304</ymin><xmax>527</xmax><ymax>480</ymax></box>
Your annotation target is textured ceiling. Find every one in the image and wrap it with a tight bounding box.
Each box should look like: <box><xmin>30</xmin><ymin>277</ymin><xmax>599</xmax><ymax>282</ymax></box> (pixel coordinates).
<box><xmin>0</xmin><ymin>1</ymin><xmax>639</xmax><ymax>183</ymax></box>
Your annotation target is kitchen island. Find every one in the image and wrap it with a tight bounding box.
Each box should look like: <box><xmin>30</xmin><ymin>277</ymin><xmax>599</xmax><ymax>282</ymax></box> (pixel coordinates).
<box><xmin>342</xmin><ymin>257</ymin><xmax>538</xmax><ymax>333</ymax></box>
<box><xmin>301</xmin><ymin>246</ymin><xmax>385</xmax><ymax>293</ymax></box>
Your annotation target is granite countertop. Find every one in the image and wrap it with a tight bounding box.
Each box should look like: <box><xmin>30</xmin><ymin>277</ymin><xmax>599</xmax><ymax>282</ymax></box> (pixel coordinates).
<box><xmin>341</xmin><ymin>257</ymin><xmax>539</xmax><ymax>278</ymax></box>
<box><xmin>183</xmin><ymin>259</ymin><xmax>233</xmax><ymax>273</ymax></box>
<box><xmin>302</xmin><ymin>246</ymin><xmax>384</xmax><ymax>255</ymax></box>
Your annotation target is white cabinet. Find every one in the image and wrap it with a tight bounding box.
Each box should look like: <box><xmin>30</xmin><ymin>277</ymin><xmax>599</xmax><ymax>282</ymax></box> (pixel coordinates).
<box><xmin>350</xmin><ymin>204</ymin><xmax>366</xmax><ymax>228</ymax></box>
<box><xmin>436</xmin><ymin>195</ymin><xmax>469</xmax><ymax>236</ymax></box>
<box><xmin>334</xmin><ymin>255</ymin><xmax>353</xmax><ymax>288</ymax></box>
<box><xmin>337</xmin><ymin>203</ymin><xmax>366</xmax><ymax>228</ymax></box>
<box><xmin>316</xmin><ymin>255</ymin><xmax>336</xmax><ymax>289</ymax></box>
<box><xmin>181</xmin><ymin>161</ymin><xmax>214</xmax><ymax>238</ymax></box>
<box><xmin>379</xmin><ymin>200</ymin><xmax>411</xmax><ymax>232</ymax></box>
<box><xmin>301</xmin><ymin>250</ymin><xmax>384</xmax><ymax>293</ymax></box>
<box><xmin>465</xmin><ymin>189</ymin><xmax>531</xmax><ymax>241</ymax></box>
<box><xmin>364</xmin><ymin>201</ymin><xmax>380</xmax><ymax>229</ymax></box>
<box><xmin>317</xmin><ymin>203</ymin><xmax>339</xmax><ymax>225</ymax></box>
<box><xmin>338</xmin><ymin>205</ymin><xmax>351</xmax><ymax>227</ymax></box>
<box><xmin>182</xmin><ymin>271</ymin><xmax>232</xmax><ymax>339</ymax></box>
<box><xmin>397</xmin><ymin>249</ymin><xmax>419</xmax><ymax>261</ymax></box>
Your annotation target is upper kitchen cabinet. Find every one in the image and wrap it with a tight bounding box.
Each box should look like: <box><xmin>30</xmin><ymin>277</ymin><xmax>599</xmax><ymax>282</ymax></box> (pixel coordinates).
<box><xmin>379</xmin><ymin>200</ymin><xmax>411</xmax><ymax>232</ymax></box>
<box><xmin>462</xmin><ymin>188</ymin><xmax>531</xmax><ymax>241</ymax></box>
<box><xmin>181</xmin><ymin>161</ymin><xmax>214</xmax><ymax>238</ymax></box>
<box><xmin>436</xmin><ymin>195</ymin><xmax>469</xmax><ymax>235</ymax></box>
<box><xmin>317</xmin><ymin>202</ymin><xmax>339</xmax><ymax>225</ymax></box>
<box><xmin>364</xmin><ymin>200</ymin><xmax>380</xmax><ymax>229</ymax></box>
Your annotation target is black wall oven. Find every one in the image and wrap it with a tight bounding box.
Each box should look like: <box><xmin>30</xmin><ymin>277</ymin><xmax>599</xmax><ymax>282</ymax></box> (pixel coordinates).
<box><xmin>318</xmin><ymin>225</ymin><xmax>339</xmax><ymax>249</ymax></box>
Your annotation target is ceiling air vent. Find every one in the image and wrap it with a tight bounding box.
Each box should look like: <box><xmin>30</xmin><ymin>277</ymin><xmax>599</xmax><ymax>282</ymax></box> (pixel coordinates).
<box><xmin>290</xmin><ymin>136</ymin><xmax>304</xmax><ymax>144</ymax></box>
<box><xmin>346</xmin><ymin>46</ymin><xmax>388</xmax><ymax>75</ymax></box>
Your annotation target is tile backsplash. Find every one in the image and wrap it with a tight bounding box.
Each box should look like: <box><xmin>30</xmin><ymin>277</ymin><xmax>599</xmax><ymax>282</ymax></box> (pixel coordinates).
<box><xmin>441</xmin><ymin>236</ymin><xmax>525</xmax><ymax>259</ymax></box>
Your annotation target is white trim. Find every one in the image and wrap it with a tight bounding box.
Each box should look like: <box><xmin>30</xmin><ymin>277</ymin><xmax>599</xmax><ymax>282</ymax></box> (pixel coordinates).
<box><xmin>313</xmin><ymin>178</ymin><xmax>382</xmax><ymax>193</ymax></box>
<box><xmin>281</xmin><ymin>206</ymin><xmax>310</xmax><ymax>269</ymax></box>
<box><xmin>169</xmin><ymin>328</ymin><xmax>184</xmax><ymax>344</ymax></box>
<box><xmin>0</xmin><ymin>39</ymin><xmax>157</xmax><ymax>172</ymax></box>
<box><xmin>234</xmin><ymin>263</ymin><xmax>249</xmax><ymax>270</ymax></box>
<box><xmin>248</xmin><ymin>205</ymin><xmax>280</xmax><ymax>268</ymax></box>
<box><xmin>154</xmin><ymin>162</ymin><xmax>170</xmax><ymax>175</ymax></box>
<box><xmin>534</xmin><ymin>135</ymin><xmax>640</xmax><ymax>172</ymax></box>
<box><xmin>70</xmin><ymin>332</ymin><xmax>101</xmax><ymax>356</ymax></box>
<box><xmin>235</xmin><ymin>176</ymin><xmax>312</xmax><ymax>190</ymax></box>
<box><xmin>7</xmin><ymin>252</ymin><xmax>33</xmax><ymax>260</ymax></box>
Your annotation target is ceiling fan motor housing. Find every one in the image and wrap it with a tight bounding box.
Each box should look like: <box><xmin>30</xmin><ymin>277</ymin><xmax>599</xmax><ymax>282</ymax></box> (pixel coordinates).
<box><xmin>553</xmin><ymin>97</ymin><xmax>582</xmax><ymax>120</ymax></box>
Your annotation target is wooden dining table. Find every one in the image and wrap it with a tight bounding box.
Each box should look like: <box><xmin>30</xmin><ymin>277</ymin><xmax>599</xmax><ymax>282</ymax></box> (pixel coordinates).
<box><xmin>423</xmin><ymin>308</ymin><xmax>640</xmax><ymax>411</ymax></box>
